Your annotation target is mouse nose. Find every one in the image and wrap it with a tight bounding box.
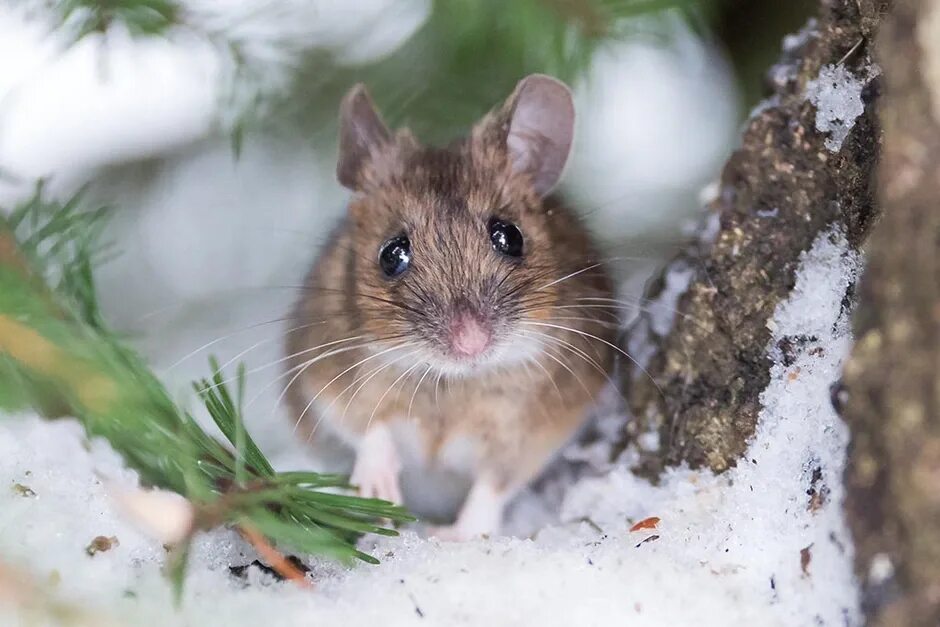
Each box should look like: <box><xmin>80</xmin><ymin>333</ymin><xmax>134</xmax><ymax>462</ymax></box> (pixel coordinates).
<box><xmin>449</xmin><ymin>311</ymin><xmax>491</xmax><ymax>358</ymax></box>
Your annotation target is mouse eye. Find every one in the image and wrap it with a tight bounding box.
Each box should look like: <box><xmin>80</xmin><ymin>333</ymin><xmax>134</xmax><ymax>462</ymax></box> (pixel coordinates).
<box><xmin>488</xmin><ymin>218</ymin><xmax>524</xmax><ymax>258</ymax></box>
<box><xmin>378</xmin><ymin>235</ymin><xmax>411</xmax><ymax>278</ymax></box>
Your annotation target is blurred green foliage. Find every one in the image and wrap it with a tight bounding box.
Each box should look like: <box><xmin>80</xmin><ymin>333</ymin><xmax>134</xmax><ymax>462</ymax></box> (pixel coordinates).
<box><xmin>283</xmin><ymin>0</ymin><xmax>703</xmax><ymax>145</ymax></box>
<box><xmin>55</xmin><ymin>0</ymin><xmax>179</xmax><ymax>39</ymax></box>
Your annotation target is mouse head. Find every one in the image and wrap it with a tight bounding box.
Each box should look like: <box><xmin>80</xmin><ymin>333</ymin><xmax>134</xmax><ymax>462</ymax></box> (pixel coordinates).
<box><xmin>337</xmin><ymin>75</ymin><xmax>601</xmax><ymax>376</ymax></box>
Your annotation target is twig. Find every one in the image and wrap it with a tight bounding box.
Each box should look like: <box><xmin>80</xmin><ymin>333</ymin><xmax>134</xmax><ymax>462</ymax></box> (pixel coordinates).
<box><xmin>238</xmin><ymin>524</ymin><xmax>313</xmax><ymax>588</ymax></box>
<box><xmin>838</xmin><ymin>37</ymin><xmax>865</xmax><ymax>66</ymax></box>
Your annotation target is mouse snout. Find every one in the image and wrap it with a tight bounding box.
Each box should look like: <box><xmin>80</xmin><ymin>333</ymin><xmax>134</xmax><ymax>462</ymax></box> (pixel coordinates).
<box><xmin>449</xmin><ymin>310</ymin><xmax>491</xmax><ymax>358</ymax></box>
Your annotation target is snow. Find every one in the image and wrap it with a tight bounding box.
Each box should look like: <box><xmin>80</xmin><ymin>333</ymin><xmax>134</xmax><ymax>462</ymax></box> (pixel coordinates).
<box><xmin>566</xmin><ymin>15</ymin><xmax>738</xmax><ymax>244</ymax></box>
<box><xmin>0</xmin><ymin>228</ymin><xmax>863</xmax><ymax>625</ymax></box>
<box><xmin>0</xmin><ymin>0</ymin><xmax>429</xmax><ymax>203</ymax></box>
<box><xmin>805</xmin><ymin>64</ymin><xmax>872</xmax><ymax>152</ymax></box>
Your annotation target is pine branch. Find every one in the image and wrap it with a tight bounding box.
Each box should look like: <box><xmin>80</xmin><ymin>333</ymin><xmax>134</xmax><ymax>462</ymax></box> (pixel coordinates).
<box><xmin>0</xmin><ymin>188</ymin><xmax>413</xmax><ymax>594</ymax></box>
<box><xmin>55</xmin><ymin>0</ymin><xmax>180</xmax><ymax>40</ymax></box>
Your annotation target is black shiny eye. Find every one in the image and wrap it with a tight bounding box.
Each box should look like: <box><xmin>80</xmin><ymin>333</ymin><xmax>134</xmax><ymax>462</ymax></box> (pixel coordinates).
<box><xmin>488</xmin><ymin>218</ymin><xmax>524</xmax><ymax>258</ymax></box>
<box><xmin>378</xmin><ymin>235</ymin><xmax>411</xmax><ymax>278</ymax></box>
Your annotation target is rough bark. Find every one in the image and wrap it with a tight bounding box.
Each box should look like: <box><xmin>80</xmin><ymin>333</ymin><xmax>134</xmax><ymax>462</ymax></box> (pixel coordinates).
<box><xmin>613</xmin><ymin>0</ymin><xmax>883</xmax><ymax>475</ymax></box>
<box><xmin>843</xmin><ymin>0</ymin><xmax>940</xmax><ymax>624</ymax></box>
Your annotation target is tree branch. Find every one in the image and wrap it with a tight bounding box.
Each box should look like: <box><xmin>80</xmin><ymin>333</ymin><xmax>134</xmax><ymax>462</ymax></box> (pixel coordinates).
<box><xmin>613</xmin><ymin>0</ymin><xmax>883</xmax><ymax>475</ymax></box>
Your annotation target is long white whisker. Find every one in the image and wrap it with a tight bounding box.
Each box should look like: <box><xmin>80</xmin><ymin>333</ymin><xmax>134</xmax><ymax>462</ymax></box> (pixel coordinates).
<box><xmin>535</xmin><ymin>262</ymin><xmax>605</xmax><ymax>291</ymax></box>
<box><xmin>309</xmin><ymin>353</ymin><xmax>415</xmax><ymax>443</ymax></box>
<box><xmin>512</xmin><ymin>332</ymin><xmax>591</xmax><ymax>401</ymax></box>
<box><xmin>541</xmin><ymin>304</ymin><xmax>622</xmax><ymax>323</ymax></box>
<box><xmin>292</xmin><ymin>342</ymin><xmax>416</xmax><ymax>436</ymax></box>
<box><xmin>522</xmin><ymin>349</ymin><xmax>563</xmax><ymax>401</ymax></box>
<box><xmin>520</xmin><ymin>320</ymin><xmax>663</xmax><ymax>397</ymax></box>
<box><xmin>574</xmin><ymin>296</ymin><xmax>711</xmax><ymax>333</ymax></box>
<box><xmin>519</xmin><ymin>328</ymin><xmax>627</xmax><ymax>404</ymax></box>
<box><xmin>519</xmin><ymin>327</ymin><xmax>606</xmax><ymax>376</ymax></box>
<box><xmin>163</xmin><ymin>316</ymin><xmax>304</xmax><ymax>372</ymax></box>
<box><xmin>367</xmin><ymin>358</ymin><xmax>426</xmax><ymax>427</ymax></box>
<box><xmin>339</xmin><ymin>349</ymin><xmax>422</xmax><ymax>422</ymax></box>
<box><xmin>212</xmin><ymin>319</ymin><xmax>333</xmax><ymax>377</ymax></box>
<box><xmin>543</xmin><ymin>315</ymin><xmax>619</xmax><ymax>328</ymax></box>
<box><xmin>205</xmin><ymin>335</ymin><xmax>370</xmax><ymax>396</ymax></box>
<box><xmin>245</xmin><ymin>339</ymin><xmax>375</xmax><ymax>414</ymax></box>
<box><xmin>408</xmin><ymin>365</ymin><xmax>433</xmax><ymax>421</ymax></box>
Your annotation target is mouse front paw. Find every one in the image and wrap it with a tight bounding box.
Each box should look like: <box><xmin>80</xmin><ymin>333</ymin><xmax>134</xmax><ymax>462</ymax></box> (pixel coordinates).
<box><xmin>428</xmin><ymin>475</ymin><xmax>506</xmax><ymax>541</ymax></box>
<box><xmin>350</xmin><ymin>423</ymin><xmax>402</xmax><ymax>504</ymax></box>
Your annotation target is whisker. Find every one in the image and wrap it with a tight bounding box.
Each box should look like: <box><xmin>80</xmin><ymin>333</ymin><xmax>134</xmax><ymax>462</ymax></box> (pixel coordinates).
<box><xmin>250</xmin><ymin>340</ymin><xmax>379</xmax><ymax>415</ymax></box>
<box><xmin>338</xmin><ymin>349</ymin><xmax>423</xmax><ymax>423</ymax></box>
<box><xmin>536</xmin><ymin>341</ymin><xmax>595</xmax><ymax>402</ymax></box>
<box><xmin>574</xmin><ymin>296</ymin><xmax>712</xmax><ymax>333</ymax></box>
<box><xmin>292</xmin><ymin>342</ymin><xmax>417</xmax><ymax>436</ymax></box>
<box><xmin>200</xmin><ymin>335</ymin><xmax>373</xmax><ymax>397</ymax></box>
<box><xmin>408</xmin><ymin>365</ymin><xmax>433</xmax><ymax>421</ymax></box>
<box><xmin>368</xmin><ymin>358</ymin><xmax>426</xmax><ymax>426</ymax></box>
<box><xmin>162</xmin><ymin>315</ymin><xmax>299</xmax><ymax>372</ymax></box>
<box><xmin>542</xmin><ymin>315</ymin><xmax>619</xmax><ymax>329</ymax></box>
<box><xmin>520</xmin><ymin>320</ymin><xmax>663</xmax><ymax>398</ymax></box>
<box><xmin>520</xmin><ymin>349</ymin><xmax>563</xmax><ymax>402</ymax></box>
<box><xmin>209</xmin><ymin>318</ymin><xmax>334</xmax><ymax>376</ymax></box>
<box><xmin>535</xmin><ymin>262</ymin><xmax>605</xmax><ymax>292</ymax></box>
<box><xmin>518</xmin><ymin>327</ymin><xmax>626</xmax><ymax>405</ymax></box>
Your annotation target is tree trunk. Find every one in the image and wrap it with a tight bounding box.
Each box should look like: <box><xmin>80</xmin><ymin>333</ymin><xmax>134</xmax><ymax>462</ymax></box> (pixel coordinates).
<box><xmin>612</xmin><ymin>0</ymin><xmax>883</xmax><ymax>476</ymax></box>
<box><xmin>843</xmin><ymin>0</ymin><xmax>940</xmax><ymax>624</ymax></box>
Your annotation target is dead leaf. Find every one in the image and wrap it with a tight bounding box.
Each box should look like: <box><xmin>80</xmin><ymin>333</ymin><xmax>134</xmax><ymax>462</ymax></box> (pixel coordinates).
<box><xmin>800</xmin><ymin>544</ymin><xmax>813</xmax><ymax>576</ymax></box>
<box><xmin>85</xmin><ymin>536</ymin><xmax>119</xmax><ymax>556</ymax></box>
<box><xmin>629</xmin><ymin>517</ymin><xmax>661</xmax><ymax>532</ymax></box>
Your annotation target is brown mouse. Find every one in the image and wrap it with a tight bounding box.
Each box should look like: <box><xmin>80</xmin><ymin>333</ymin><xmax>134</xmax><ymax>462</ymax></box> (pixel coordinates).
<box><xmin>284</xmin><ymin>74</ymin><xmax>616</xmax><ymax>539</ymax></box>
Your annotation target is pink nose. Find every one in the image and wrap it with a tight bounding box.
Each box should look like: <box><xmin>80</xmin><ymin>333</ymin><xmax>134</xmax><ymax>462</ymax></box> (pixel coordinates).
<box><xmin>450</xmin><ymin>313</ymin><xmax>491</xmax><ymax>358</ymax></box>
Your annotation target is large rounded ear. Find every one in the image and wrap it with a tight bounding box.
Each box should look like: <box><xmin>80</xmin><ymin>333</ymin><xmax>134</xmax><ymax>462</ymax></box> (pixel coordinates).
<box><xmin>504</xmin><ymin>74</ymin><xmax>575</xmax><ymax>196</ymax></box>
<box><xmin>337</xmin><ymin>83</ymin><xmax>391</xmax><ymax>190</ymax></box>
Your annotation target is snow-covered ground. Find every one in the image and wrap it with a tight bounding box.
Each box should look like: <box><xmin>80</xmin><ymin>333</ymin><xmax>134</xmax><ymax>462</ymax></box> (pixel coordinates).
<box><xmin>0</xmin><ymin>229</ymin><xmax>862</xmax><ymax>625</ymax></box>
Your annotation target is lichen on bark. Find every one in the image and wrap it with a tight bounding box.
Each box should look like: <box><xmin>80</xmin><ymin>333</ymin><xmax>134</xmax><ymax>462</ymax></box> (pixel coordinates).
<box><xmin>614</xmin><ymin>0</ymin><xmax>882</xmax><ymax>475</ymax></box>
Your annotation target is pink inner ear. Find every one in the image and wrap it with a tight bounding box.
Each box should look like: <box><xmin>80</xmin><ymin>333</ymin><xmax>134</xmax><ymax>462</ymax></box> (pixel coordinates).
<box><xmin>337</xmin><ymin>84</ymin><xmax>391</xmax><ymax>190</ymax></box>
<box><xmin>506</xmin><ymin>75</ymin><xmax>575</xmax><ymax>196</ymax></box>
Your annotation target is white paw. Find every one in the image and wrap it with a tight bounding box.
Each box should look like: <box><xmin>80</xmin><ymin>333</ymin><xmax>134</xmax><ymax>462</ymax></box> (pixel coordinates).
<box><xmin>350</xmin><ymin>424</ymin><xmax>402</xmax><ymax>504</ymax></box>
<box><xmin>428</xmin><ymin>477</ymin><xmax>506</xmax><ymax>541</ymax></box>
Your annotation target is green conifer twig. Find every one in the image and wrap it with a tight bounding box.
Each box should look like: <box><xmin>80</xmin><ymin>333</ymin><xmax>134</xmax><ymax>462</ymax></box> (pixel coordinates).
<box><xmin>0</xmin><ymin>188</ymin><xmax>412</xmax><ymax>596</ymax></box>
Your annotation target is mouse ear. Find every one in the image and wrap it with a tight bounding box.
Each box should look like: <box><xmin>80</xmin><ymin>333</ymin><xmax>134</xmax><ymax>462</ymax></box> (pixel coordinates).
<box><xmin>337</xmin><ymin>83</ymin><xmax>391</xmax><ymax>190</ymax></box>
<box><xmin>503</xmin><ymin>74</ymin><xmax>575</xmax><ymax>196</ymax></box>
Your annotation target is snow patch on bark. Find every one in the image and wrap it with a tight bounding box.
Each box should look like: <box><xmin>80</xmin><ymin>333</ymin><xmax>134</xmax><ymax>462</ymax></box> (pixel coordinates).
<box><xmin>805</xmin><ymin>64</ymin><xmax>875</xmax><ymax>152</ymax></box>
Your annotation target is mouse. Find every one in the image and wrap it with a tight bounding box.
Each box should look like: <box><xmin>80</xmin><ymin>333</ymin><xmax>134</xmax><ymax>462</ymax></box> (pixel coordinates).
<box><xmin>284</xmin><ymin>74</ymin><xmax>617</xmax><ymax>540</ymax></box>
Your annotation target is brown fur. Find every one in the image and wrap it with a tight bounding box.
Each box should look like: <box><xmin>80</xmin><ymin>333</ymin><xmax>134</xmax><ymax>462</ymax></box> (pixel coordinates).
<box><xmin>285</xmin><ymin>79</ymin><xmax>616</xmax><ymax>504</ymax></box>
